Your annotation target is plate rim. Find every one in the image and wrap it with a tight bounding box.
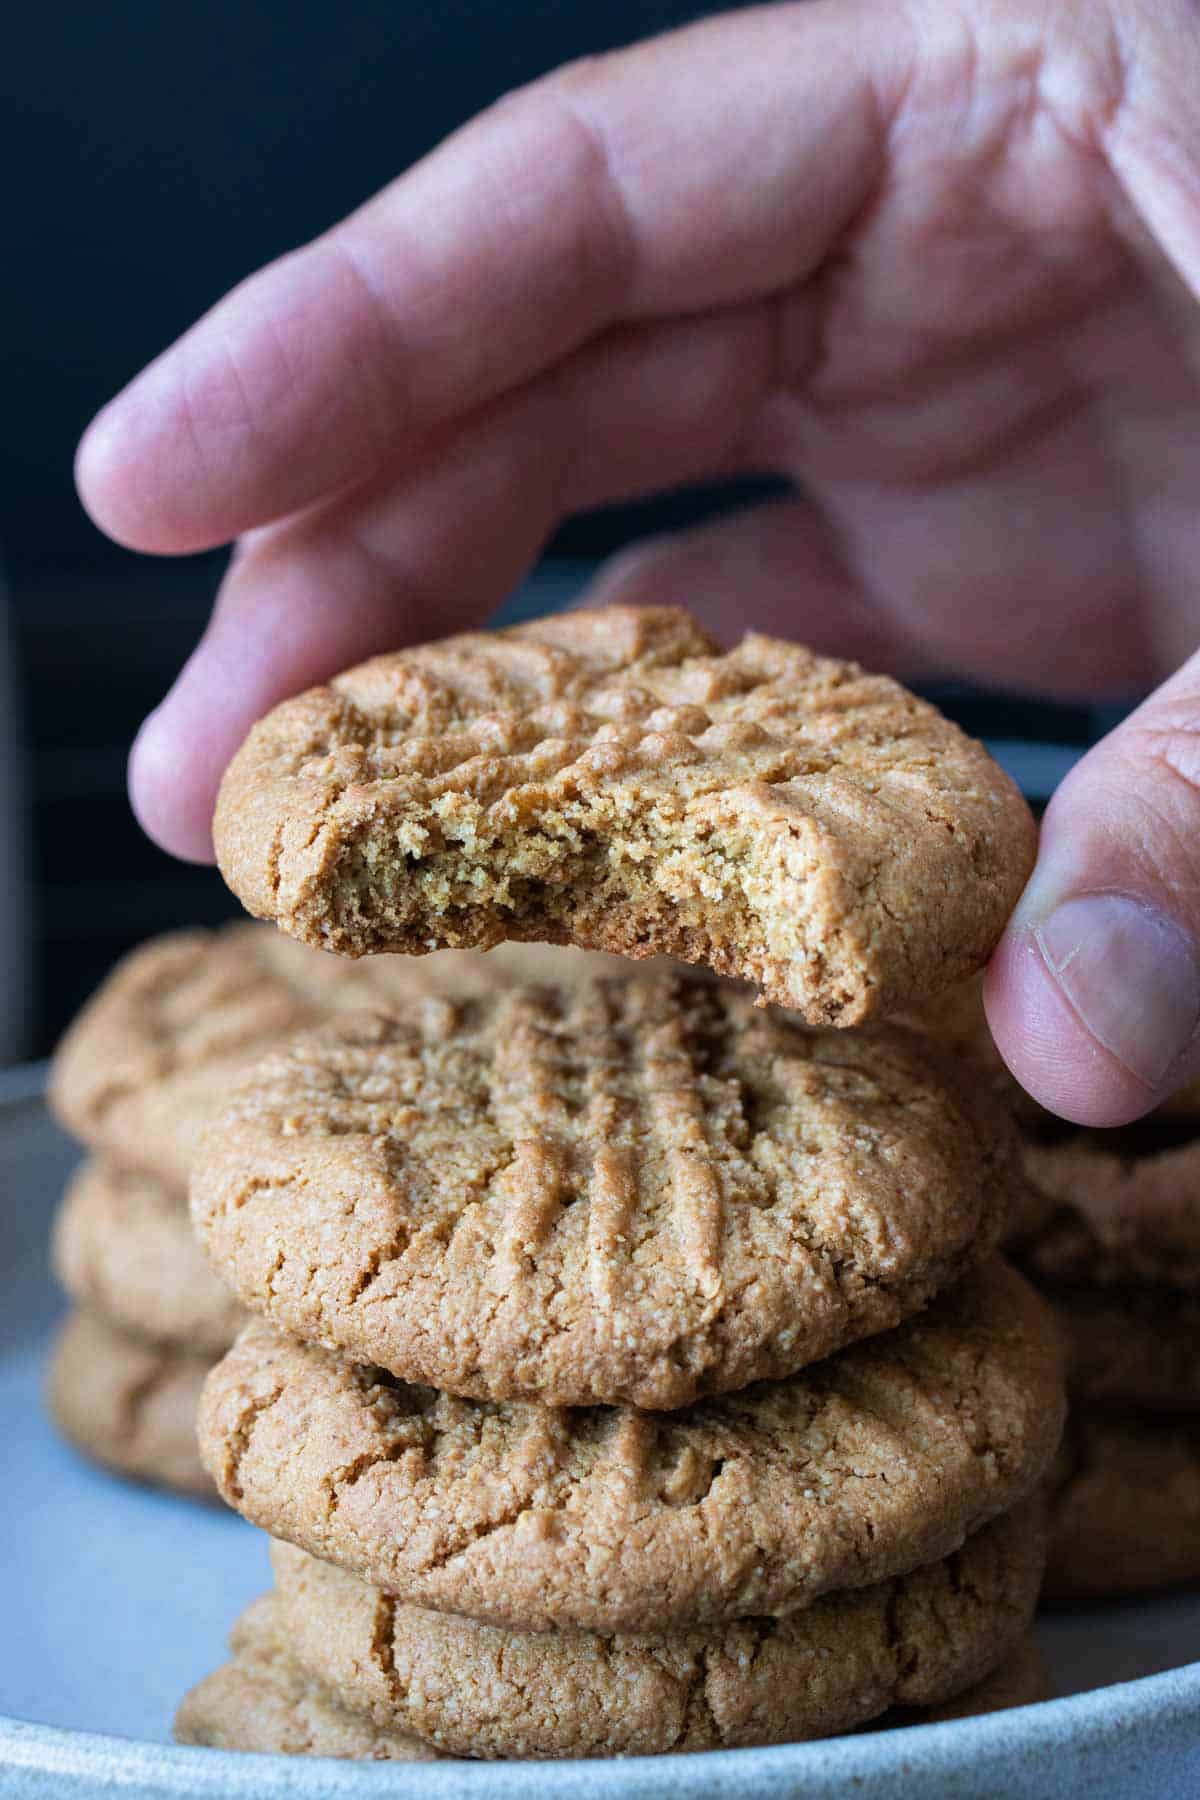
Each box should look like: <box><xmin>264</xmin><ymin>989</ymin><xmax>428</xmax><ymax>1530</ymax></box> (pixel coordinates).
<box><xmin>3</xmin><ymin>1657</ymin><xmax>1200</xmax><ymax>1796</ymax></box>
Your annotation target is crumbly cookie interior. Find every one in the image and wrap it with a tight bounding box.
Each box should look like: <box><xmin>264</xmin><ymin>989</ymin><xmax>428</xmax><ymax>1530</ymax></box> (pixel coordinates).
<box><xmin>329</xmin><ymin>792</ymin><xmax>867</xmax><ymax>1022</ymax></box>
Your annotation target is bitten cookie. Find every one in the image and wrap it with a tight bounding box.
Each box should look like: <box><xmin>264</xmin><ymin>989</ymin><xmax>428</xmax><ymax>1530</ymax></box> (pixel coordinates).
<box><xmin>192</xmin><ymin>980</ymin><xmax>1022</xmax><ymax>1409</ymax></box>
<box><xmin>49</xmin><ymin>924</ymin><xmax>647</xmax><ymax>1189</ymax></box>
<box><xmin>269</xmin><ymin>1502</ymin><xmax>1044</xmax><ymax>1758</ymax></box>
<box><xmin>212</xmin><ymin>607</ymin><xmax>1035</xmax><ymax>1023</ymax></box>
<box><xmin>199</xmin><ymin>1259</ymin><xmax>1063</xmax><ymax>1634</ymax></box>
<box><xmin>49</xmin><ymin>1310</ymin><xmax>216</xmax><ymax>1499</ymax></box>
<box><xmin>53</xmin><ymin>1159</ymin><xmax>245</xmax><ymax>1356</ymax></box>
<box><xmin>174</xmin><ymin>1596</ymin><xmax>441</xmax><ymax>1760</ymax></box>
<box><xmin>1045</xmin><ymin>1412</ymin><xmax>1200</xmax><ymax>1602</ymax></box>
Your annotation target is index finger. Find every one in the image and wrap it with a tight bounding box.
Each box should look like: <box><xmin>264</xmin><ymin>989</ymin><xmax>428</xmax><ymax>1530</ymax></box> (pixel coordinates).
<box><xmin>76</xmin><ymin>0</ymin><xmax>905</xmax><ymax>554</ymax></box>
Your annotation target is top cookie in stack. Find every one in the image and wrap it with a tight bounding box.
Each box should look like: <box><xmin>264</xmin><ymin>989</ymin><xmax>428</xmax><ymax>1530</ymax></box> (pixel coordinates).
<box><xmin>212</xmin><ymin>606</ymin><xmax>1035</xmax><ymax>1024</ymax></box>
<box><xmin>176</xmin><ymin>608</ymin><xmax>1060</xmax><ymax>1761</ymax></box>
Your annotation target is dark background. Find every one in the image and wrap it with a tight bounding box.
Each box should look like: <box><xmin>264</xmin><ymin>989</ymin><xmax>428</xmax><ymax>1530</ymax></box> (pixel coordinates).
<box><xmin>7</xmin><ymin>0</ymin><xmax>756</xmax><ymax>1052</ymax></box>
<box><xmin>5</xmin><ymin>0</ymin><xmax>1094</xmax><ymax>1055</ymax></box>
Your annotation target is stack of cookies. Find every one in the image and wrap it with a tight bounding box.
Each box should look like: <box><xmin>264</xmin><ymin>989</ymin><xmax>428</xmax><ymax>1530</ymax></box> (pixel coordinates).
<box><xmin>46</xmin><ymin>923</ymin><xmax>633</xmax><ymax>1497</ymax></box>
<box><xmin>917</xmin><ymin>979</ymin><xmax>1200</xmax><ymax>1602</ymax></box>
<box><xmin>1018</xmin><ymin>1124</ymin><xmax>1200</xmax><ymax>1600</ymax></box>
<box><xmin>168</xmin><ymin>609</ymin><xmax>1065</xmax><ymax>1760</ymax></box>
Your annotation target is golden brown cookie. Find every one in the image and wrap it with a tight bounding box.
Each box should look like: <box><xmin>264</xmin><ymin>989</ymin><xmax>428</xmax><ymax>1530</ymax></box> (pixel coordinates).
<box><xmin>176</xmin><ymin>1602</ymin><xmax>1044</xmax><ymax>1762</ymax></box>
<box><xmin>1055</xmin><ymin>1288</ymin><xmax>1200</xmax><ymax>1414</ymax></box>
<box><xmin>1018</xmin><ymin>1137</ymin><xmax>1200</xmax><ymax>1293</ymax></box>
<box><xmin>1010</xmin><ymin>1136</ymin><xmax>1200</xmax><ymax>1411</ymax></box>
<box><xmin>191</xmin><ymin>980</ymin><xmax>1021</xmax><ymax>1409</ymax></box>
<box><xmin>53</xmin><ymin>1159</ymin><xmax>245</xmax><ymax>1356</ymax></box>
<box><xmin>910</xmin><ymin>1635</ymin><xmax>1049</xmax><ymax>1722</ymax></box>
<box><xmin>48</xmin><ymin>1309</ymin><xmax>216</xmax><ymax>1499</ymax></box>
<box><xmin>49</xmin><ymin>924</ymin><xmax>647</xmax><ymax>1189</ymax></box>
<box><xmin>212</xmin><ymin>607</ymin><xmax>1035</xmax><ymax>1024</ymax></box>
<box><xmin>199</xmin><ymin>1259</ymin><xmax>1063</xmax><ymax>1634</ymax></box>
<box><xmin>903</xmin><ymin>977</ymin><xmax>1041</xmax><ymax>1126</ymax></box>
<box><xmin>1044</xmin><ymin>1413</ymin><xmax>1200</xmax><ymax>1602</ymax></box>
<box><xmin>269</xmin><ymin>1502</ymin><xmax>1044</xmax><ymax>1759</ymax></box>
<box><xmin>174</xmin><ymin>1595</ymin><xmax>441</xmax><ymax>1760</ymax></box>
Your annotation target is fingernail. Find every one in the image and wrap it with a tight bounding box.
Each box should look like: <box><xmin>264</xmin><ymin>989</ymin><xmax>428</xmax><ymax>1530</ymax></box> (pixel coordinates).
<box><xmin>1035</xmin><ymin>895</ymin><xmax>1200</xmax><ymax>1089</ymax></box>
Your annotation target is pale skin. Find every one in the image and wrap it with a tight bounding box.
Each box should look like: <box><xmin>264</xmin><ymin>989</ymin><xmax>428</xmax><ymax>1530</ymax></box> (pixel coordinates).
<box><xmin>76</xmin><ymin>0</ymin><xmax>1200</xmax><ymax>1126</ymax></box>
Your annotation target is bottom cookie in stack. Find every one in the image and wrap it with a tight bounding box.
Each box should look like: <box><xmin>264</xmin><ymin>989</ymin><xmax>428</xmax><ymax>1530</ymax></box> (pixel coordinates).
<box><xmin>176</xmin><ymin>1509</ymin><xmax>1049</xmax><ymax>1760</ymax></box>
<box><xmin>47</xmin><ymin>1158</ymin><xmax>246</xmax><ymax>1498</ymax></box>
<box><xmin>176</xmin><ymin>1596</ymin><xmax>439</xmax><ymax>1762</ymax></box>
<box><xmin>1017</xmin><ymin>1137</ymin><xmax>1200</xmax><ymax>1601</ymax></box>
<box><xmin>180</xmin><ymin>1259</ymin><xmax>1064</xmax><ymax>1760</ymax></box>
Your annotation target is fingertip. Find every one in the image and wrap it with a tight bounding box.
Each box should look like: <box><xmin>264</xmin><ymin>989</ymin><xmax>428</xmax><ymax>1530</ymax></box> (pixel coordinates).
<box><xmin>128</xmin><ymin>706</ymin><xmax>218</xmax><ymax>865</ymax></box>
<box><xmin>75</xmin><ymin>402</ymin><xmax>143</xmax><ymax>550</ymax></box>
<box><xmin>984</xmin><ymin>926</ymin><xmax>1162</xmax><ymax>1128</ymax></box>
<box><xmin>76</xmin><ymin>371</ymin><xmax>215</xmax><ymax>555</ymax></box>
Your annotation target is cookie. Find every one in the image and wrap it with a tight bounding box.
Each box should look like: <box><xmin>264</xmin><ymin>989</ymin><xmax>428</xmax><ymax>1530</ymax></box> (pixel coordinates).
<box><xmin>1056</xmin><ymin>1288</ymin><xmax>1200</xmax><ymax>1414</ymax></box>
<box><xmin>176</xmin><ymin>1605</ymin><xmax>1046</xmax><ymax>1764</ymax></box>
<box><xmin>904</xmin><ymin>977</ymin><xmax>1041</xmax><ymax>1124</ymax></box>
<box><xmin>212</xmin><ymin>606</ymin><xmax>1035</xmax><ymax>1024</ymax></box>
<box><xmin>1045</xmin><ymin>1412</ymin><xmax>1200</xmax><ymax>1601</ymax></box>
<box><xmin>911</xmin><ymin>1635</ymin><xmax>1049</xmax><ymax>1722</ymax></box>
<box><xmin>53</xmin><ymin>1159</ymin><xmax>245</xmax><ymax>1356</ymax></box>
<box><xmin>269</xmin><ymin>1501</ymin><xmax>1043</xmax><ymax>1759</ymax></box>
<box><xmin>48</xmin><ymin>1309</ymin><xmax>215</xmax><ymax>1499</ymax></box>
<box><xmin>1149</xmin><ymin>1073</ymin><xmax>1200</xmax><ymax>1122</ymax></box>
<box><xmin>1018</xmin><ymin>1138</ymin><xmax>1200</xmax><ymax>1293</ymax></box>
<box><xmin>192</xmin><ymin>979</ymin><xmax>1021</xmax><ymax>1410</ymax></box>
<box><xmin>50</xmin><ymin>924</ymin><xmax>646</xmax><ymax>1189</ymax></box>
<box><xmin>198</xmin><ymin>1259</ymin><xmax>1063</xmax><ymax>1634</ymax></box>
<box><xmin>174</xmin><ymin>1595</ymin><xmax>440</xmax><ymax>1760</ymax></box>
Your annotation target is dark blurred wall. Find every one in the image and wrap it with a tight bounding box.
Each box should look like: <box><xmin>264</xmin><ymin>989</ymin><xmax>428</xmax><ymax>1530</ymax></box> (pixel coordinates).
<box><xmin>6</xmin><ymin>0</ymin><xmax>754</xmax><ymax>1050</ymax></box>
<box><xmin>8</xmin><ymin>0</ymin><xmax>753</xmax><ymax>575</ymax></box>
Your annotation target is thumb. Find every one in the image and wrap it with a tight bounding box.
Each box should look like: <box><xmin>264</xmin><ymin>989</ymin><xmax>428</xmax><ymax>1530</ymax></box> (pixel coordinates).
<box><xmin>986</xmin><ymin>651</ymin><xmax>1200</xmax><ymax>1126</ymax></box>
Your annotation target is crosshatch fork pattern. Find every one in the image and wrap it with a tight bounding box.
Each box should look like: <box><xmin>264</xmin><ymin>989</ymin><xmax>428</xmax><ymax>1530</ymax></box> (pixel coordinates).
<box><xmin>192</xmin><ymin>973</ymin><xmax>1023</xmax><ymax>1408</ymax></box>
<box><xmin>48</xmin><ymin>923</ymin><xmax>643</xmax><ymax>1190</ymax></box>
<box><xmin>213</xmin><ymin>607</ymin><xmax>1036</xmax><ymax>1021</ymax></box>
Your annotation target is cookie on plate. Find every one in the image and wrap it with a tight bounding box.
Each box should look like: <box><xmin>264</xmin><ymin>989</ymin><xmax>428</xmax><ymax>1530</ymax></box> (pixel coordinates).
<box><xmin>1045</xmin><ymin>1412</ymin><xmax>1200</xmax><ymax>1602</ymax></box>
<box><xmin>212</xmin><ymin>607</ymin><xmax>1035</xmax><ymax>1024</ymax></box>
<box><xmin>911</xmin><ymin>1635</ymin><xmax>1049</xmax><ymax>1721</ymax></box>
<box><xmin>268</xmin><ymin>1501</ymin><xmax>1044</xmax><ymax>1758</ymax></box>
<box><xmin>1018</xmin><ymin>1137</ymin><xmax>1200</xmax><ymax>1293</ymax></box>
<box><xmin>53</xmin><ymin>1159</ymin><xmax>245</xmax><ymax>1357</ymax></box>
<box><xmin>49</xmin><ymin>925</ymin><xmax>650</xmax><ymax>1190</ymax></box>
<box><xmin>199</xmin><ymin>1259</ymin><xmax>1063</xmax><ymax>1634</ymax></box>
<box><xmin>1053</xmin><ymin>1289</ymin><xmax>1200</xmax><ymax>1415</ymax></box>
<box><xmin>176</xmin><ymin>1599</ymin><xmax>1047</xmax><ymax>1761</ymax></box>
<box><xmin>192</xmin><ymin>980</ymin><xmax>1022</xmax><ymax>1409</ymax></box>
<box><xmin>174</xmin><ymin>1595</ymin><xmax>441</xmax><ymax>1760</ymax></box>
<box><xmin>49</xmin><ymin>1309</ymin><xmax>216</xmax><ymax>1499</ymax></box>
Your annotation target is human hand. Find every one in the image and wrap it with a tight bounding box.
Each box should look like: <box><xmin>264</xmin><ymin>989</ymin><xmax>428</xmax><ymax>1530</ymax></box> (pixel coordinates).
<box><xmin>76</xmin><ymin>0</ymin><xmax>1200</xmax><ymax>1126</ymax></box>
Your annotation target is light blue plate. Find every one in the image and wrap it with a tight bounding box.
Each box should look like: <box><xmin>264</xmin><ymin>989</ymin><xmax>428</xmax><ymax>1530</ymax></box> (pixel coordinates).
<box><xmin>3</xmin><ymin>1068</ymin><xmax>1198</xmax><ymax>1798</ymax></box>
